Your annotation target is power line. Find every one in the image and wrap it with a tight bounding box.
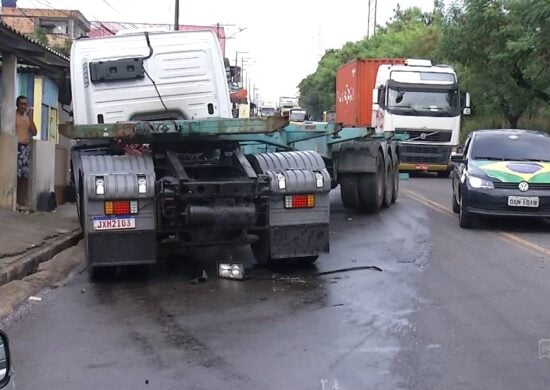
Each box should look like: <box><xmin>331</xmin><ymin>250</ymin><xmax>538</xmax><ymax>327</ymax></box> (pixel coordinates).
<box><xmin>100</xmin><ymin>0</ymin><xmax>123</xmax><ymax>18</ymax></box>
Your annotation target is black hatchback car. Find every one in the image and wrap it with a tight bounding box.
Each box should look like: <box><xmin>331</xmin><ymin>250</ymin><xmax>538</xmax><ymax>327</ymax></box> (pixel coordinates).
<box><xmin>451</xmin><ymin>129</ymin><xmax>550</xmax><ymax>228</ymax></box>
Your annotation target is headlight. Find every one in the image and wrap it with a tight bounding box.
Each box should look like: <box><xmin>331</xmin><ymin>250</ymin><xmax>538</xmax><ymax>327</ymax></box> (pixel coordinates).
<box><xmin>467</xmin><ymin>175</ymin><xmax>494</xmax><ymax>189</ymax></box>
<box><xmin>218</xmin><ymin>263</ymin><xmax>245</xmax><ymax>280</ymax></box>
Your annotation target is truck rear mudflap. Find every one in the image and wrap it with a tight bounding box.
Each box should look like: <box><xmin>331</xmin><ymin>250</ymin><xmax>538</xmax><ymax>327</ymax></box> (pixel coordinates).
<box><xmin>248</xmin><ymin>151</ymin><xmax>331</xmax><ymax>264</ymax></box>
<box><xmin>80</xmin><ymin>155</ymin><xmax>157</xmax><ymax>270</ymax></box>
<box><xmin>87</xmin><ymin>231</ymin><xmax>157</xmax><ymax>267</ymax></box>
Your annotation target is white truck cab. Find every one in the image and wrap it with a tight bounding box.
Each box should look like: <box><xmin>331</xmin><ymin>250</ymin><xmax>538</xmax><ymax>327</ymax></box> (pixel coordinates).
<box><xmin>70</xmin><ymin>30</ymin><xmax>231</xmax><ymax>125</ymax></box>
<box><xmin>373</xmin><ymin>59</ymin><xmax>470</xmax><ymax>176</ymax></box>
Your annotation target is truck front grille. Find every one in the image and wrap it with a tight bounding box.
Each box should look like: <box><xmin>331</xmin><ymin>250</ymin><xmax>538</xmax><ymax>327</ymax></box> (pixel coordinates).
<box><xmin>395</xmin><ymin>129</ymin><xmax>452</xmax><ymax>142</ymax></box>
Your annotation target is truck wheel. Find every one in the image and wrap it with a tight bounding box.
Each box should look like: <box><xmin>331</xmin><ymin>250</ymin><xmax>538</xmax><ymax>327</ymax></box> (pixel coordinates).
<box><xmin>340</xmin><ymin>174</ymin><xmax>360</xmax><ymax>209</ymax></box>
<box><xmin>391</xmin><ymin>163</ymin><xmax>399</xmax><ymax>204</ymax></box>
<box><xmin>382</xmin><ymin>163</ymin><xmax>393</xmax><ymax>208</ymax></box>
<box><xmin>358</xmin><ymin>151</ymin><xmax>384</xmax><ymax>212</ymax></box>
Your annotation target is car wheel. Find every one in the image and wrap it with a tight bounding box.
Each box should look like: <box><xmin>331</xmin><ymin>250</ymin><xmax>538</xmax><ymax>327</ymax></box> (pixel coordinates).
<box><xmin>452</xmin><ymin>191</ymin><xmax>460</xmax><ymax>214</ymax></box>
<box><xmin>459</xmin><ymin>196</ymin><xmax>474</xmax><ymax>229</ymax></box>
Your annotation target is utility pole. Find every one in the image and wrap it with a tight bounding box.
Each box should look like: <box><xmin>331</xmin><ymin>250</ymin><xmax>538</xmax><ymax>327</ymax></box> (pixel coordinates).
<box><xmin>174</xmin><ymin>0</ymin><xmax>179</xmax><ymax>31</ymax></box>
<box><xmin>367</xmin><ymin>0</ymin><xmax>371</xmax><ymax>38</ymax></box>
<box><xmin>373</xmin><ymin>0</ymin><xmax>378</xmax><ymax>36</ymax></box>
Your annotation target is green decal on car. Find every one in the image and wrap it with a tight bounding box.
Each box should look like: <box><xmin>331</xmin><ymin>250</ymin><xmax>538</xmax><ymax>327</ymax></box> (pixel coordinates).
<box><xmin>471</xmin><ymin>161</ymin><xmax>550</xmax><ymax>183</ymax></box>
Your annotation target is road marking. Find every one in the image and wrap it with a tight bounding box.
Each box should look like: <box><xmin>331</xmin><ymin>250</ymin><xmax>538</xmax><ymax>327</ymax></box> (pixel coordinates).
<box><xmin>403</xmin><ymin>189</ymin><xmax>550</xmax><ymax>258</ymax></box>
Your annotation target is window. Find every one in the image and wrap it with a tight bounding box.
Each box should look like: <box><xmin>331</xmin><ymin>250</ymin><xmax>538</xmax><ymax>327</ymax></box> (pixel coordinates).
<box><xmin>38</xmin><ymin>19</ymin><xmax>68</xmax><ymax>35</ymax></box>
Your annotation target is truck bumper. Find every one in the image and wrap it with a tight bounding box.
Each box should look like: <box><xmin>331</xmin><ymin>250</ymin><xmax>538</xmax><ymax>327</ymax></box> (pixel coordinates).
<box><xmin>398</xmin><ymin>144</ymin><xmax>452</xmax><ymax>172</ymax></box>
<box><xmin>399</xmin><ymin>162</ymin><xmax>450</xmax><ymax>172</ymax></box>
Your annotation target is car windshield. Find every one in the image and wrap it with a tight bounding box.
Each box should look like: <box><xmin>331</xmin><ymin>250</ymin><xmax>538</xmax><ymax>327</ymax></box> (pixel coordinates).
<box><xmin>388</xmin><ymin>87</ymin><xmax>460</xmax><ymax>117</ymax></box>
<box><xmin>470</xmin><ymin>132</ymin><xmax>550</xmax><ymax>161</ymax></box>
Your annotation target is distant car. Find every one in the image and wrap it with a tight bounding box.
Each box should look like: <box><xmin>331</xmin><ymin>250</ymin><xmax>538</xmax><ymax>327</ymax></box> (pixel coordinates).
<box><xmin>451</xmin><ymin>129</ymin><xmax>550</xmax><ymax>228</ymax></box>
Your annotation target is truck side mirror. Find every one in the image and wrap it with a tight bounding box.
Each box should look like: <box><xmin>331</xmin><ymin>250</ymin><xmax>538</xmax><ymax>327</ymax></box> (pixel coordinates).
<box><xmin>450</xmin><ymin>152</ymin><xmax>464</xmax><ymax>163</ymax></box>
<box><xmin>461</xmin><ymin>92</ymin><xmax>471</xmax><ymax>115</ymax></box>
<box><xmin>372</xmin><ymin>89</ymin><xmax>379</xmax><ymax>107</ymax></box>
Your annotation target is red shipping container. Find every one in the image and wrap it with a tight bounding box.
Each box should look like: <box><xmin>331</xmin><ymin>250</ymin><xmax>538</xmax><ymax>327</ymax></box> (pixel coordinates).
<box><xmin>336</xmin><ymin>58</ymin><xmax>405</xmax><ymax>127</ymax></box>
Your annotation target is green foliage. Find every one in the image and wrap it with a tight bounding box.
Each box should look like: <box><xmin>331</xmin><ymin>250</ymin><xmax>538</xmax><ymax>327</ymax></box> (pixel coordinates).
<box><xmin>299</xmin><ymin>0</ymin><xmax>550</xmax><ymax>129</ymax></box>
<box><xmin>299</xmin><ymin>6</ymin><xmax>443</xmax><ymax>119</ymax></box>
<box><xmin>439</xmin><ymin>0</ymin><xmax>549</xmax><ymax>128</ymax></box>
<box><xmin>29</xmin><ymin>27</ymin><xmax>49</xmax><ymax>47</ymax></box>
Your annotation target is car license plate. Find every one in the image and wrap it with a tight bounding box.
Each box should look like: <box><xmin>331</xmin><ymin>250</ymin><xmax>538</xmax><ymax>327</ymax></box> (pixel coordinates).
<box><xmin>93</xmin><ymin>216</ymin><xmax>136</xmax><ymax>231</ymax></box>
<box><xmin>507</xmin><ymin>196</ymin><xmax>539</xmax><ymax>208</ymax></box>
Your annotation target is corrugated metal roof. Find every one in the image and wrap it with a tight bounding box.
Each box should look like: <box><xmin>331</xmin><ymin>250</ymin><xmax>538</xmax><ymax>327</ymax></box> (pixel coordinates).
<box><xmin>0</xmin><ymin>20</ymin><xmax>69</xmax><ymax>62</ymax></box>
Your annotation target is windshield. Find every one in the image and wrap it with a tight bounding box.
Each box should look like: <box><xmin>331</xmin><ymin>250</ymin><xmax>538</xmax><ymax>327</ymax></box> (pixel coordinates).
<box><xmin>261</xmin><ymin>108</ymin><xmax>275</xmax><ymax>116</ymax></box>
<box><xmin>388</xmin><ymin>87</ymin><xmax>459</xmax><ymax>117</ymax></box>
<box><xmin>289</xmin><ymin>110</ymin><xmax>307</xmax><ymax>121</ymax></box>
<box><xmin>470</xmin><ymin>133</ymin><xmax>550</xmax><ymax>161</ymax></box>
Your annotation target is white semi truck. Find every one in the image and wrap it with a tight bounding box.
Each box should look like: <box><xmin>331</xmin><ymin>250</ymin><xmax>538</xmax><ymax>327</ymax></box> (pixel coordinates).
<box><xmin>373</xmin><ymin>59</ymin><xmax>470</xmax><ymax>177</ymax></box>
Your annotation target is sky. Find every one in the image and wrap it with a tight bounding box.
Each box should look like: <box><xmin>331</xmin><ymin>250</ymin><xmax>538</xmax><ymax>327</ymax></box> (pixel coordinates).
<box><xmin>18</xmin><ymin>0</ymin><xmax>435</xmax><ymax>104</ymax></box>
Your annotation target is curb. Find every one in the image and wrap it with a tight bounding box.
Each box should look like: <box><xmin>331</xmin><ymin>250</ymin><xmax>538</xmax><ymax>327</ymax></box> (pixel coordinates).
<box><xmin>0</xmin><ymin>229</ymin><xmax>82</xmax><ymax>288</ymax></box>
<box><xmin>0</xmin><ymin>241</ymin><xmax>85</xmax><ymax>321</ymax></box>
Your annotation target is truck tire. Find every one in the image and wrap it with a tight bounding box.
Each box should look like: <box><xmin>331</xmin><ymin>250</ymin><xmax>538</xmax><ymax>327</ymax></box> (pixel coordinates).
<box><xmin>391</xmin><ymin>162</ymin><xmax>399</xmax><ymax>204</ymax></box>
<box><xmin>382</xmin><ymin>163</ymin><xmax>393</xmax><ymax>208</ymax></box>
<box><xmin>340</xmin><ymin>174</ymin><xmax>360</xmax><ymax>209</ymax></box>
<box><xmin>358</xmin><ymin>151</ymin><xmax>384</xmax><ymax>212</ymax></box>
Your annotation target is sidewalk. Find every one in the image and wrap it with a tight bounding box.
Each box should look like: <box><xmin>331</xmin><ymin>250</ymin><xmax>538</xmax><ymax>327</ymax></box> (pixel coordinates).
<box><xmin>0</xmin><ymin>202</ymin><xmax>82</xmax><ymax>287</ymax></box>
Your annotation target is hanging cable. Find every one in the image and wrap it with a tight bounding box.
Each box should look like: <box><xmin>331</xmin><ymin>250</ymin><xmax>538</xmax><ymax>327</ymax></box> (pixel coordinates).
<box><xmin>142</xmin><ymin>32</ymin><xmax>169</xmax><ymax>113</ymax></box>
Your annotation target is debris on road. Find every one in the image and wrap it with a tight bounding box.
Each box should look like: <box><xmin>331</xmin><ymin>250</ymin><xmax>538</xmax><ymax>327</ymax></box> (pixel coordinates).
<box><xmin>28</xmin><ymin>296</ymin><xmax>42</xmax><ymax>302</ymax></box>
<box><xmin>189</xmin><ymin>270</ymin><xmax>208</xmax><ymax>284</ymax></box>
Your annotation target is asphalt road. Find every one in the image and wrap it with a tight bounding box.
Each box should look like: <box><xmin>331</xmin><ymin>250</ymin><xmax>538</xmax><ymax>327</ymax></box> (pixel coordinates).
<box><xmin>3</xmin><ymin>176</ymin><xmax>550</xmax><ymax>390</ymax></box>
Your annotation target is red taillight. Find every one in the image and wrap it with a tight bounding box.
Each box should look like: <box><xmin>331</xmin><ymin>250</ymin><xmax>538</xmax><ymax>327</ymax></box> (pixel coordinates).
<box><xmin>284</xmin><ymin>194</ymin><xmax>315</xmax><ymax>209</ymax></box>
<box><xmin>105</xmin><ymin>200</ymin><xmax>138</xmax><ymax>215</ymax></box>
<box><xmin>113</xmin><ymin>201</ymin><xmax>130</xmax><ymax>215</ymax></box>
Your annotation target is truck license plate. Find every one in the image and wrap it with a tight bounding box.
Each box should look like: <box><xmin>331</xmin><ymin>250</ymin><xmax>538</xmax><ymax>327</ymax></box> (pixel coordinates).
<box><xmin>508</xmin><ymin>196</ymin><xmax>539</xmax><ymax>208</ymax></box>
<box><xmin>93</xmin><ymin>216</ymin><xmax>136</xmax><ymax>231</ymax></box>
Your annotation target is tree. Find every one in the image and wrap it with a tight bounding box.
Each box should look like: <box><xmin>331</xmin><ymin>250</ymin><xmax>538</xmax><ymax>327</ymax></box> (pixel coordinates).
<box><xmin>29</xmin><ymin>27</ymin><xmax>49</xmax><ymax>47</ymax></box>
<box><xmin>298</xmin><ymin>6</ymin><xmax>442</xmax><ymax>119</ymax></box>
<box><xmin>439</xmin><ymin>0</ymin><xmax>549</xmax><ymax>128</ymax></box>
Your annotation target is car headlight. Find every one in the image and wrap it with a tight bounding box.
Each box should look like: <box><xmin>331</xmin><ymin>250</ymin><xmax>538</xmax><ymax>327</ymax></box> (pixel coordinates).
<box><xmin>467</xmin><ymin>175</ymin><xmax>494</xmax><ymax>189</ymax></box>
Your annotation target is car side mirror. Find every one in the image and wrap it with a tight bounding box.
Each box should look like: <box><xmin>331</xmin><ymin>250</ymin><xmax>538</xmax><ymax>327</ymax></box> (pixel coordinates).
<box><xmin>0</xmin><ymin>331</ymin><xmax>11</xmax><ymax>389</ymax></box>
<box><xmin>450</xmin><ymin>152</ymin><xmax>464</xmax><ymax>163</ymax></box>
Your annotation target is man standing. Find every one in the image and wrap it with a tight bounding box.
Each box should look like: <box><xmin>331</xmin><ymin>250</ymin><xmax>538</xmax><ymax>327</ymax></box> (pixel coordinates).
<box><xmin>15</xmin><ymin>95</ymin><xmax>38</xmax><ymax>211</ymax></box>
